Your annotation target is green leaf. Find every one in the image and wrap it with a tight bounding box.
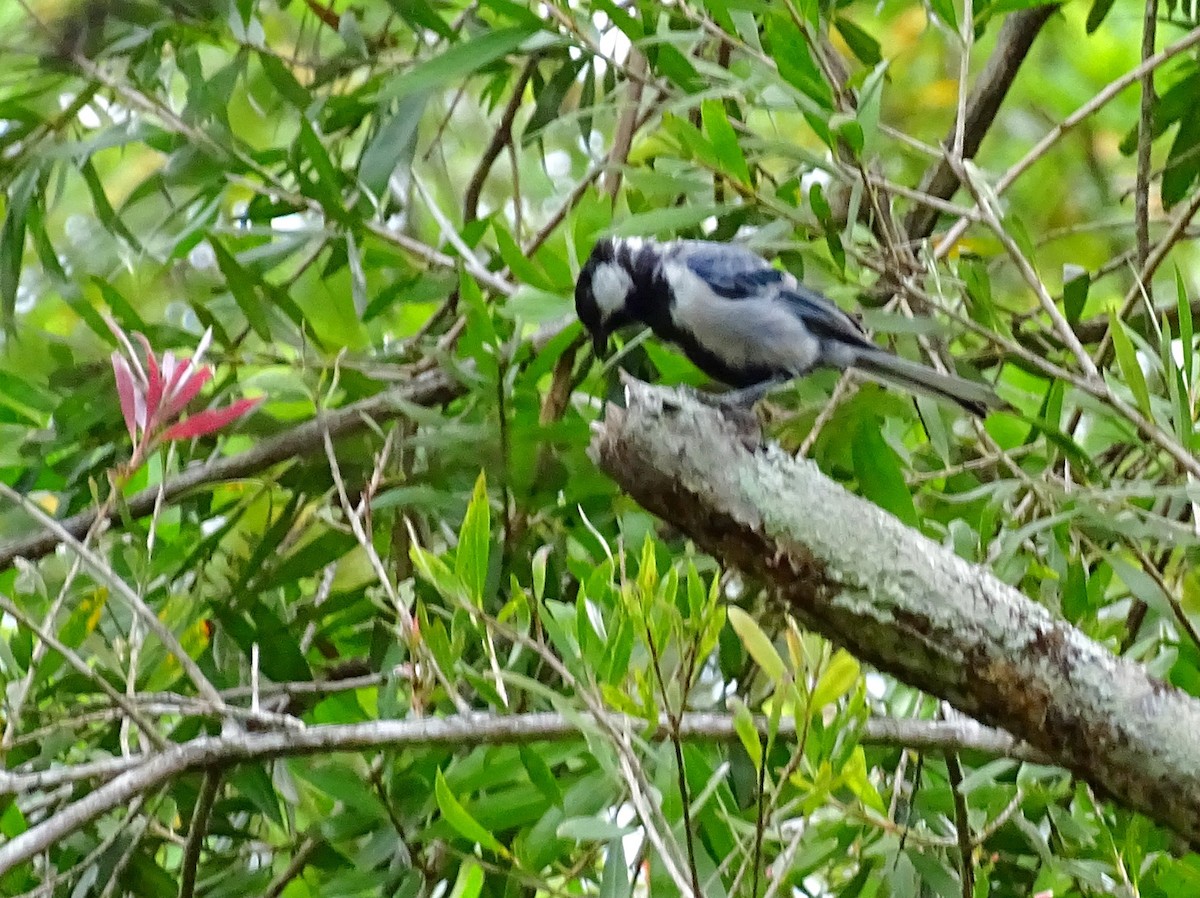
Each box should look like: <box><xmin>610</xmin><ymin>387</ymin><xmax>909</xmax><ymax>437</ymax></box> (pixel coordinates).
<box><xmin>928</xmin><ymin>0</ymin><xmax>957</xmax><ymax>28</ymax></box>
<box><xmin>852</xmin><ymin>422</ymin><xmax>919</xmax><ymax>528</ymax></box>
<box><xmin>519</xmin><ymin>745</ymin><xmax>562</xmax><ymax>805</ymax></box>
<box><xmin>810</xmin><ymin>649</ymin><xmax>860</xmax><ymax>709</ymax></box>
<box><xmin>701</xmin><ymin>99</ymin><xmax>751</xmax><ymax>186</ymax></box>
<box><xmin>1085</xmin><ymin>0</ymin><xmax>1118</xmax><ymax>32</ymax></box>
<box><xmin>382</xmin><ymin>27</ymin><xmax>539</xmax><ymax>101</ymax></box>
<box><xmin>731</xmin><ymin>699</ymin><xmax>763</xmax><ymax>771</ymax></box>
<box><xmin>359</xmin><ymin>92</ymin><xmax>427</xmax><ymax>199</ymax></box>
<box><xmin>210</xmin><ymin>240</ymin><xmax>274</xmax><ymax>340</ymax></box>
<box><xmin>599</xmin><ymin>840</ymin><xmax>631</xmax><ymax>898</ymax></box>
<box><xmin>456</xmin><ymin>471</ymin><xmax>490</xmax><ymax>605</ymax></box>
<box><xmin>557</xmin><ymin>816</ymin><xmax>632</xmax><ymax>840</ymax></box>
<box><xmin>79</xmin><ymin>158</ymin><xmax>143</xmax><ymax>253</ymax></box>
<box><xmin>258</xmin><ymin>52</ymin><xmax>311</xmax><ymax>108</ymax></box>
<box><xmin>727</xmin><ymin>606</ymin><xmax>786</xmax><ymax>685</ymax></box>
<box><xmin>435</xmin><ymin>768</ymin><xmax>509</xmax><ymax>856</ymax></box>
<box><xmin>608</xmin><ymin>203</ymin><xmax>736</xmax><ymax>238</ymax></box>
<box><xmin>835</xmin><ymin>17</ymin><xmax>881</xmax><ymax>66</ymax></box>
<box><xmin>1063</xmin><ymin>265</ymin><xmax>1089</xmax><ymax>324</ymax></box>
<box><xmin>382</xmin><ymin>0</ymin><xmax>456</xmax><ymax>38</ymax></box>
<box><xmin>765</xmin><ymin>13</ymin><xmax>832</xmax><ymax>110</ymax></box>
<box><xmin>1178</xmin><ymin>266</ymin><xmax>1194</xmax><ymax>389</ymax></box>
<box><xmin>412</xmin><ymin>544</ymin><xmax>469</xmax><ymax>605</ymax></box>
<box><xmin>1163</xmin><ymin>110</ymin><xmax>1200</xmax><ymax>208</ymax></box>
<box><xmin>0</xmin><ymin>167</ymin><xmax>37</xmax><ymax>325</ymax></box>
<box><xmin>525</xmin><ymin>57</ymin><xmax>585</xmax><ymax>141</ymax></box>
<box><xmin>447</xmin><ymin>860</ymin><xmax>484</xmax><ymax>898</ymax></box>
<box><xmin>1109</xmin><ymin>310</ymin><xmax>1154</xmax><ymax>420</ymax></box>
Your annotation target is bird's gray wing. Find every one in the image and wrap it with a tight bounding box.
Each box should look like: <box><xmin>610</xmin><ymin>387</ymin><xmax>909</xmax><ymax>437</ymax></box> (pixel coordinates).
<box><xmin>778</xmin><ymin>284</ymin><xmax>874</xmax><ymax>349</ymax></box>
<box><xmin>679</xmin><ymin>241</ymin><xmax>874</xmax><ymax>349</ymax></box>
<box><xmin>678</xmin><ymin>242</ymin><xmax>786</xmax><ymax>299</ymax></box>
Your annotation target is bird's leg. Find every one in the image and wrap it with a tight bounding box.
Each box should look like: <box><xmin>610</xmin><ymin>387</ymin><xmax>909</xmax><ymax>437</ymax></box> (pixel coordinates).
<box><xmin>714</xmin><ymin>376</ymin><xmax>789</xmax><ymax>408</ymax></box>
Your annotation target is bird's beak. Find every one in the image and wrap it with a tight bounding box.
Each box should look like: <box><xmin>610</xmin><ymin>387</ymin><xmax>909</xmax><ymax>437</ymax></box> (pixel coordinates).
<box><xmin>590</xmin><ymin>329</ymin><xmax>609</xmax><ymax>357</ymax></box>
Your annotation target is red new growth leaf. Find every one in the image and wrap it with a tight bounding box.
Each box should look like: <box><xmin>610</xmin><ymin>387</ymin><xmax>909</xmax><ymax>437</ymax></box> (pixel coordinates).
<box><xmin>161</xmin><ymin>396</ymin><xmax>263</xmax><ymax>441</ymax></box>
<box><xmin>135</xmin><ymin>332</ymin><xmax>163</xmax><ymax>417</ymax></box>
<box><xmin>111</xmin><ymin>352</ymin><xmax>143</xmax><ymax>440</ymax></box>
<box><xmin>163</xmin><ymin>363</ymin><xmax>213</xmax><ymax>421</ymax></box>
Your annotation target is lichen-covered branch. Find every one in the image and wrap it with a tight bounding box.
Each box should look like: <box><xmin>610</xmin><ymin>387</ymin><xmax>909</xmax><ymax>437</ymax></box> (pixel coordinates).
<box><xmin>589</xmin><ymin>380</ymin><xmax>1200</xmax><ymax>848</ymax></box>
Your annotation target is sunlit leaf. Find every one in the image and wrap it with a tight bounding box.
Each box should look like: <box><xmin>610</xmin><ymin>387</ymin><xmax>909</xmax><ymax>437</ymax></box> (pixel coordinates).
<box><xmin>727</xmin><ymin>606</ymin><xmax>786</xmax><ymax>685</ymax></box>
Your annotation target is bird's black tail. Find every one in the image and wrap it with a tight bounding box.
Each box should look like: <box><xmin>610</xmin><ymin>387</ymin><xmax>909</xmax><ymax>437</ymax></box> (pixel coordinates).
<box><xmin>851</xmin><ymin>349</ymin><xmax>1001</xmax><ymax>417</ymax></box>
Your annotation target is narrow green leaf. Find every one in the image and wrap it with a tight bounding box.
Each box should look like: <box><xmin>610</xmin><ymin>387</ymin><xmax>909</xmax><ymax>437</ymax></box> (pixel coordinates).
<box><xmin>1063</xmin><ymin>265</ymin><xmax>1089</xmax><ymax>324</ymax></box>
<box><xmin>599</xmin><ymin>840</ymin><xmax>631</xmax><ymax>898</ymax></box>
<box><xmin>765</xmin><ymin>13</ymin><xmax>833</xmax><ymax>110</ymax></box>
<box><xmin>382</xmin><ymin>27</ymin><xmax>538</xmax><ymax>101</ymax></box>
<box><xmin>525</xmin><ymin>58</ymin><xmax>585</xmax><ymax>141</ymax></box>
<box><xmin>608</xmin><ymin>203</ymin><xmax>735</xmax><ymax>238</ymax></box>
<box><xmin>435</xmin><ymin>768</ymin><xmax>508</xmax><ymax>855</ymax></box>
<box><xmin>852</xmin><ymin>423</ymin><xmax>918</xmax><ymax>528</ymax></box>
<box><xmin>1085</xmin><ymin>0</ymin><xmax>1118</xmax><ymax>32</ymax></box>
<box><xmin>701</xmin><ymin>99</ymin><xmax>751</xmax><ymax>186</ymax></box>
<box><xmin>296</xmin><ymin>119</ymin><xmax>344</xmax><ymax>214</ymax></box>
<box><xmin>257</xmin><ymin>52</ymin><xmax>310</xmax><ymax>108</ymax></box>
<box><xmin>411</xmin><ymin>544</ymin><xmax>469</xmax><ymax>605</ymax></box>
<box><xmin>210</xmin><ymin>240</ymin><xmax>274</xmax><ymax>340</ymax></box>
<box><xmin>809</xmin><ymin>649</ymin><xmax>860</xmax><ymax>709</ymax></box>
<box><xmin>79</xmin><ymin>159</ymin><xmax>143</xmax><ymax>253</ymax></box>
<box><xmin>456</xmin><ymin>471</ymin><xmax>490</xmax><ymax>604</ymax></box>
<box><xmin>731</xmin><ymin>699</ymin><xmax>762</xmax><ymax>771</ymax></box>
<box><xmin>1109</xmin><ymin>310</ymin><xmax>1154</xmax><ymax>420</ymax></box>
<box><xmin>447</xmin><ymin>860</ymin><xmax>484</xmax><ymax>898</ymax></box>
<box><xmin>834</xmin><ymin>17</ymin><xmax>881</xmax><ymax>66</ymax></box>
<box><xmin>382</xmin><ymin>0</ymin><xmax>456</xmax><ymax>38</ymax></box>
<box><xmin>0</xmin><ymin>168</ymin><xmax>37</xmax><ymax>324</ymax></box>
<box><xmin>727</xmin><ymin>606</ymin><xmax>786</xmax><ymax>685</ymax></box>
<box><xmin>557</xmin><ymin>817</ymin><xmax>633</xmax><ymax>841</ymax></box>
<box><xmin>928</xmin><ymin>0</ymin><xmax>957</xmax><ymax>28</ymax></box>
<box><xmin>1163</xmin><ymin>111</ymin><xmax>1200</xmax><ymax>208</ymax></box>
<box><xmin>519</xmin><ymin>745</ymin><xmax>562</xmax><ymax>805</ymax></box>
<box><xmin>359</xmin><ymin>92</ymin><xmax>428</xmax><ymax>199</ymax></box>
<box><xmin>1177</xmin><ymin>266</ymin><xmax>1194</xmax><ymax>389</ymax></box>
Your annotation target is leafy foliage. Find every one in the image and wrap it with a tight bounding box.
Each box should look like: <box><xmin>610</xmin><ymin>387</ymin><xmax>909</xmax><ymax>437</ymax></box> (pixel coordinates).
<box><xmin>1</xmin><ymin>0</ymin><xmax>1200</xmax><ymax>895</ymax></box>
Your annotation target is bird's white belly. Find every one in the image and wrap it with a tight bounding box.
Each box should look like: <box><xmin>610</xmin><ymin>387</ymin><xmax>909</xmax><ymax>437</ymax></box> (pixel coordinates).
<box><xmin>671</xmin><ymin>277</ymin><xmax>821</xmax><ymax>374</ymax></box>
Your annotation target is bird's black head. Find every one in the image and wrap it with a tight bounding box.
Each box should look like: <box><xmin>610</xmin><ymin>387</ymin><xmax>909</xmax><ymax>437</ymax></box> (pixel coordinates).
<box><xmin>575</xmin><ymin>237</ymin><xmax>640</xmax><ymax>355</ymax></box>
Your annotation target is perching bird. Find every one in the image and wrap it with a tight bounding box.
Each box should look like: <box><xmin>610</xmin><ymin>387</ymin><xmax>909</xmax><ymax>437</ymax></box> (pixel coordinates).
<box><xmin>574</xmin><ymin>237</ymin><xmax>999</xmax><ymax>415</ymax></box>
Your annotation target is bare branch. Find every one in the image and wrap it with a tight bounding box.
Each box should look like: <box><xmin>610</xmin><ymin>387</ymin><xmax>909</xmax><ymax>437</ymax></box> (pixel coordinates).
<box><xmin>0</xmin><ymin>709</ymin><xmax>1041</xmax><ymax>874</ymax></box>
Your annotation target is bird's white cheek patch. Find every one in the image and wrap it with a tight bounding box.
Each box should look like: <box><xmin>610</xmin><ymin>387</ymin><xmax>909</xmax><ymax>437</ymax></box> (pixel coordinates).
<box><xmin>591</xmin><ymin>263</ymin><xmax>634</xmax><ymax>317</ymax></box>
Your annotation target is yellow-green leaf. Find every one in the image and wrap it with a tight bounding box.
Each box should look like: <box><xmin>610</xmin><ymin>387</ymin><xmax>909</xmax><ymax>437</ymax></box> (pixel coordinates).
<box><xmin>810</xmin><ymin>649</ymin><xmax>860</xmax><ymax>710</ymax></box>
<box><xmin>727</xmin><ymin>606</ymin><xmax>786</xmax><ymax>685</ymax></box>
<box><xmin>730</xmin><ymin>698</ymin><xmax>762</xmax><ymax>771</ymax></box>
<box><xmin>456</xmin><ymin>471</ymin><xmax>490</xmax><ymax>605</ymax></box>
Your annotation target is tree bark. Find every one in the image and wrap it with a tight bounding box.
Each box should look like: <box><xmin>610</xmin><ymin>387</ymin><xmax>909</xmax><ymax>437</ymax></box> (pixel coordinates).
<box><xmin>589</xmin><ymin>380</ymin><xmax>1200</xmax><ymax>849</ymax></box>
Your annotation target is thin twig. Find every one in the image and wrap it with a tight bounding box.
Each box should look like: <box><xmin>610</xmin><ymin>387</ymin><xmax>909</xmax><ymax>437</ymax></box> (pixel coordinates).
<box><xmin>1136</xmin><ymin>0</ymin><xmax>1158</xmax><ymax>268</ymax></box>
<box><xmin>177</xmin><ymin>768</ymin><xmax>222</xmax><ymax>898</ymax></box>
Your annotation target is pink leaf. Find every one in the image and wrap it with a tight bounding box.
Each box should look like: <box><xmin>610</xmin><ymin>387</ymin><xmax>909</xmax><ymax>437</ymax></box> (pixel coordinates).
<box><xmin>111</xmin><ymin>352</ymin><xmax>145</xmax><ymax>441</ymax></box>
<box><xmin>135</xmin><ymin>333</ymin><xmax>163</xmax><ymax>418</ymax></box>
<box><xmin>161</xmin><ymin>396</ymin><xmax>263</xmax><ymax>441</ymax></box>
<box><xmin>163</xmin><ymin>365</ymin><xmax>213</xmax><ymax>421</ymax></box>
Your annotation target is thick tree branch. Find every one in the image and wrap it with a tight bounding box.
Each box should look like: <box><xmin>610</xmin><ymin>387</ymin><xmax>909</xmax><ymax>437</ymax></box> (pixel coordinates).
<box><xmin>905</xmin><ymin>5</ymin><xmax>1058</xmax><ymax>243</ymax></box>
<box><xmin>589</xmin><ymin>381</ymin><xmax>1200</xmax><ymax>849</ymax></box>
